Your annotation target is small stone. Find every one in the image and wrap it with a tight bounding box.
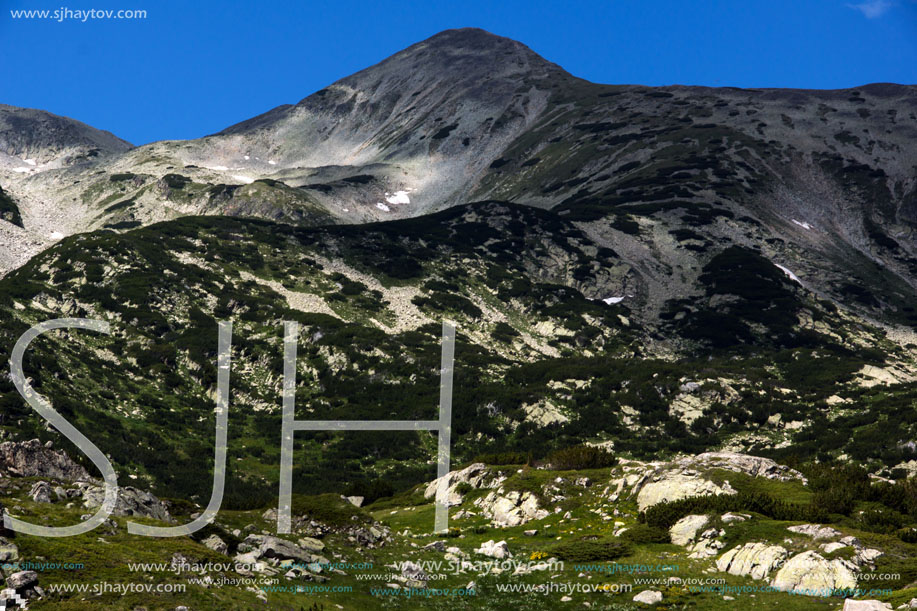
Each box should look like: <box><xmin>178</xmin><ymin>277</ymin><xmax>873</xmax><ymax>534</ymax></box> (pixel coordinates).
<box><xmin>633</xmin><ymin>589</ymin><xmax>662</xmax><ymax>605</ymax></box>
<box><xmin>201</xmin><ymin>534</ymin><xmax>228</xmax><ymax>555</ymax></box>
<box><xmin>30</xmin><ymin>481</ymin><xmax>52</xmax><ymax>503</ymax></box>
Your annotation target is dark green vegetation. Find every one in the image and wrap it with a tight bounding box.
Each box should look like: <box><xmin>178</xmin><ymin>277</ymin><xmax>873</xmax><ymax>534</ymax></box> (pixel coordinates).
<box><xmin>0</xmin><ymin>200</ymin><xmax>914</xmax><ymax>508</ymax></box>
<box><xmin>0</xmin><ymin>184</ymin><xmax>22</xmax><ymax>226</ymax></box>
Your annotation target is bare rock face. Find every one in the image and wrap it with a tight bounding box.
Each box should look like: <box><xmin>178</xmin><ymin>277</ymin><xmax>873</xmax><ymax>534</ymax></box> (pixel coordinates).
<box><xmin>0</xmin><ymin>104</ymin><xmax>132</xmax><ymax>163</ymax></box>
<box><xmin>669</xmin><ymin>515</ymin><xmax>709</xmax><ymax>546</ymax></box>
<box><xmin>675</xmin><ymin>452</ymin><xmax>807</xmax><ymax>484</ymax></box>
<box><xmin>424</xmin><ymin>463</ymin><xmax>498</xmax><ymax>506</ymax></box>
<box><xmin>716</xmin><ymin>542</ymin><xmax>789</xmax><ymax>580</ymax></box>
<box><xmin>787</xmin><ymin>524</ymin><xmax>842</xmax><ymax>540</ymax></box>
<box><xmin>78</xmin><ymin>483</ymin><xmax>171</xmax><ymax>522</ymax></box>
<box><xmin>0</xmin><ymin>439</ymin><xmax>90</xmax><ymax>481</ymax></box>
<box><xmin>628</xmin><ymin>452</ymin><xmax>806</xmax><ymax>511</ymax></box>
<box><xmin>770</xmin><ymin>550</ymin><xmax>857</xmax><ymax>594</ymax></box>
<box><xmin>473</xmin><ymin>489</ymin><xmax>549</xmax><ymax>527</ymax></box>
<box><xmin>636</xmin><ymin>473</ymin><xmax>736</xmax><ymax>511</ymax></box>
<box><xmin>668</xmin><ymin>518</ymin><xmax>727</xmax><ymax>559</ymax></box>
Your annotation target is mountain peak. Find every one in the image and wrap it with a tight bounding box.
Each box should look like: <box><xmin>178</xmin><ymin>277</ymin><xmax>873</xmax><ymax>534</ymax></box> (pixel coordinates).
<box><xmin>358</xmin><ymin>27</ymin><xmax>569</xmax><ymax>85</ymax></box>
<box><xmin>421</xmin><ymin>27</ymin><xmax>529</xmax><ymax>50</ymax></box>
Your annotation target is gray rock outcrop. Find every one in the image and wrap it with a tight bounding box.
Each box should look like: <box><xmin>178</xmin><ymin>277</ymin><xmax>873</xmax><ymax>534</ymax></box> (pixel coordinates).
<box><xmin>770</xmin><ymin>550</ymin><xmax>857</xmax><ymax>594</ymax></box>
<box><xmin>0</xmin><ymin>439</ymin><xmax>90</xmax><ymax>481</ymax></box>
<box><xmin>79</xmin><ymin>484</ymin><xmax>171</xmax><ymax>522</ymax></box>
<box><xmin>716</xmin><ymin>542</ymin><xmax>788</xmax><ymax>580</ymax></box>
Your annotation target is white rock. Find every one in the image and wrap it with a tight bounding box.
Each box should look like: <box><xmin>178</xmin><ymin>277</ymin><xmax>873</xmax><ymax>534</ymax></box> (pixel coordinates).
<box><xmin>474</xmin><ymin>540</ymin><xmax>511</xmax><ymax>559</ymax></box>
<box><xmin>474</xmin><ymin>489</ymin><xmax>549</xmax><ymax>527</ymax></box>
<box><xmin>716</xmin><ymin>542</ymin><xmax>788</xmax><ymax>580</ymax></box>
<box><xmin>721</xmin><ymin>512</ymin><xmax>750</xmax><ymax>523</ymax></box>
<box><xmin>633</xmin><ymin>590</ymin><xmax>663</xmax><ymax>604</ymax></box>
<box><xmin>787</xmin><ymin>524</ymin><xmax>842</xmax><ymax>539</ymax></box>
<box><xmin>424</xmin><ymin>463</ymin><xmax>493</xmax><ymax>505</ymax></box>
<box><xmin>770</xmin><ymin>550</ymin><xmax>857</xmax><ymax>594</ymax></box>
<box><xmin>843</xmin><ymin>600</ymin><xmax>892</xmax><ymax>610</ymax></box>
<box><xmin>820</xmin><ymin>542</ymin><xmax>848</xmax><ymax>554</ymax></box>
<box><xmin>669</xmin><ymin>514</ymin><xmax>708</xmax><ymax>546</ymax></box>
<box><xmin>637</xmin><ymin>474</ymin><xmax>736</xmax><ymax>510</ymax></box>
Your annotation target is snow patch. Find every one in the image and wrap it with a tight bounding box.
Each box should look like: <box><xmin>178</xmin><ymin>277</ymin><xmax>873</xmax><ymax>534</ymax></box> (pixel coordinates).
<box><xmin>244</xmin><ymin>155</ymin><xmax>250</xmax><ymax>160</ymax></box>
<box><xmin>12</xmin><ymin>167</ymin><xmax>31</xmax><ymax>173</ymax></box>
<box><xmin>50</xmin><ymin>232</ymin><xmax>64</xmax><ymax>240</ymax></box>
<box><xmin>231</xmin><ymin>175</ymin><xmax>255</xmax><ymax>184</ymax></box>
<box><xmin>791</xmin><ymin>219</ymin><xmax>812</xmax><ymax>230</ymax></box>
<box><xmin>385</xmin><ymin>190</ymin><xmax>411</xmax><ymax>205</ymax></box>
<box><xmin>268</xmin><ymin>160</ymin><xmax>276</xmax><ymax>165</ymax></box>
<box><xmin>602</xmin><ymin>296</ymin><xmax>625</xmax><ymax>305</ymax></box>
<box><xmin>206</xmin><ymin>165</ymin><xmax>229</xmax><ymax>171</ymax></box>
<box><xmin>23</xmin><ymin>159</ymin><xmax>36</xmax><ymax>166</ymax></box>
<box><xmin>376</xmin><ymin>202</ymin><xmax>391</xmax><ymax>212</ymax></box>
<box><xmin>773</xmin><ymin>263</ymin><xmax>802</xmax><ymax>284</ymax></box>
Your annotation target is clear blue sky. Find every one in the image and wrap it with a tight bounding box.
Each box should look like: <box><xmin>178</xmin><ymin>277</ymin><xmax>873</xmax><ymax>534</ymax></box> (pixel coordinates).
<box><xmin>2</xmin><ymin>0</ymin><xmax>914</xmax><ymax>145</ymax></box>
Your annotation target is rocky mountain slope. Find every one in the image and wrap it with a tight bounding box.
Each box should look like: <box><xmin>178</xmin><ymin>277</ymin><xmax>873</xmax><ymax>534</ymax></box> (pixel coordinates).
<box><xmin>1</xmin><ymin>29</ymin><xmax>915</xmax><ymax>334</ymax></box>
<box><xmin>0</xmin><ymin>201</ymin><xmax>915</xmax><ymax>507</ymax></box>
<box><xmin>1</xmin><ymin>27</ymin><xmax>917</xmax><ymax>609</ymax></box>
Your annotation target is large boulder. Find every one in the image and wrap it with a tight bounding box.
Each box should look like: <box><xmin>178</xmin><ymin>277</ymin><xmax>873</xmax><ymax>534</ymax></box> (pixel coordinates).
<box><xmin>0</xmin><ymin>439</ymin><xmax>90</xmax><ymax>481</ymax></box>
<box><xmin>259</xmin><ymin>536</ymin><xmax>323</xmax><ymax>564</ymax></box>
<box><xmin>716</xmin><ymin>542</ymin><xmax>788</xmax><ymax>580</ymax></box>
<box><xmin>79</xmin><ymin>484</ymin><xmax>171</xmax><ymax>522</ymax></box>
<box><xmin>474</xmin><ymin>540</ymin><xmax>511</xmax><ymax>559</ymax></box>
<box><xmin>669</xmin><ymin>515</ymin><xmax>708</xmax><ymax>546</ymax></box>
<box><xmin>842</xmin><ymin>600</ymin><xmax>891</xmax><ymax>611</ymax></box>
<box><xmin>297</xmin><ymin>537</ymin><xmax>325</xmax><ymax>553</ymax></box>
<box><xmin>6</xmin><ymin>570</ymin><xmax>38</xmax><ymax>590</ymax></box>
<box><xmin>474</xmin><ymin>489</ymin><xmax>548</xmax><ymax>527</ymax></box>
<box><xmin>636</xmin><ymin>473</ymin><xmax>736</xmax><ymax>511</ymax></box>
<box><xmin>633</xmin><ymin>590</ymin><xmax>663</xmax><ymax>604</ymax></box>
<box><xmin>770</xmin><ymin>550</ymin><xmax>857</xmax><ymax>594</ymax></box>
<box><xmin>424</xmin><ymin>463</ymin><xmax>498</xmax><ymax>505</ymax></box>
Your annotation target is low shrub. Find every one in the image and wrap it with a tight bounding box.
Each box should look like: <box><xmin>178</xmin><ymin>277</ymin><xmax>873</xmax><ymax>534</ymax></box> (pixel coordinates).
<box><xmin>620</xmin><ymin>523</ymin><xmax>670</xmax><ymax>544</ymax></box>
<box><xmin>550</xmin><ymin>539</ymin><xmax>631</xmax><ymax>562</ymax></box>
<box><xmin>546</xmin><ymin>445</ymin><xmax>616</xmax><ymax>470</ymax></box>
<box><xmin>473</xmin><ymin>452</ymin><xmax>531</xmax><ymax>465</ymax></box>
